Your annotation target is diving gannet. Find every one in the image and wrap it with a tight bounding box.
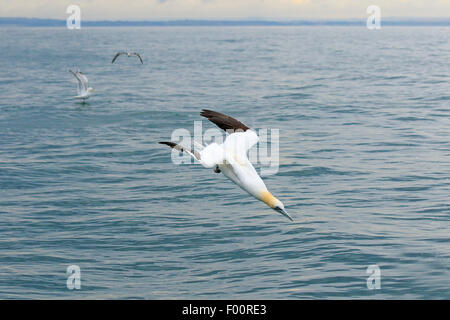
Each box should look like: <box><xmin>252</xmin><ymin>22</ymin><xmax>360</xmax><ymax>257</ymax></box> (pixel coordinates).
<box><xmin>159</xmin><ymin>110</ymin><xmax>292</xmax><ymax>221</ymax></box>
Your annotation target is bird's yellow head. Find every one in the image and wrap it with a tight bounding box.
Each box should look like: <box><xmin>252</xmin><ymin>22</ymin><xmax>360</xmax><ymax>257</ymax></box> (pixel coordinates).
<box><xmin>260</xmin><ymin>191</ymin><xmax>279</xmax><ymax>208</ymax></box>
<box><xmin>259</xmin><ymin>191</ymin><xmax>293</xmax><ymax>221</ymax></box>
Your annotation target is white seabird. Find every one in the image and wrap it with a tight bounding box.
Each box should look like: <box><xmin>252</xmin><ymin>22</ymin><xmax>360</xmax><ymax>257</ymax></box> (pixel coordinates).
<box><xmin>69</xmin><ymin>69</ymin><xmax>94</xmax><ymax>101</ymax></box>
<box><xmin>159</xmin><ymin>110</ymin><xmax>293</xmax><ymax>221</ymax></box>
<box><xmin>111</xmin><ymin>51</ymin><xmax>143</xmax><ymax>64</ymax></box>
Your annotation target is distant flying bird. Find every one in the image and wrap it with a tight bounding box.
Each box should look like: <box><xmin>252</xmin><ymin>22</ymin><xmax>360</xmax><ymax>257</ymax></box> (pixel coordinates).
<box><xmin>111</xmin><ymin>51</ymin><xmax>143</xmax><ymax>64</ymax></box>
<box><xmin>69</xmin><ymin>69</ymin><xmax>94</xmax><ymax>100</ymax></box>
<box><xmin>159</xmin><ymin>110</ymin><xmax>293</xmax><ymax>221</ymax></box>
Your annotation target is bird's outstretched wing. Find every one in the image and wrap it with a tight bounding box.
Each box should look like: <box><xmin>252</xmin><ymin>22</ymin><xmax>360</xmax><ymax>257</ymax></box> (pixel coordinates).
<box><xmin>200</xmin><ymin>109</ymin><xmax>250</xmax><ymax>133</ymax></box>
<box><xmin>77</xmin><ymin>72</ymin><xmax>88</xmax><ymax>92</ymax></box>
<box><xmin>69</xmin><ymin>69</ymin><xmax>85</xmax><ymax>95</ymax></box>
<box><xmin>159</xmin><ymin>141</ymin><xmax>227</xmax><ymax>169</ymax></box>
<box><xmin>112</xmin><ymin>52</ymin><xmax>127</xmax><ymax>63</ymax></box>
<box><xmin>159</xmin><ymin>142</ymin><xmax>201</xmax><ymax>161</ymax></box>
<box><xmin>132</xmin><ymin>52</ymin><xmax>143</xmax><ymax>64</ymax></box>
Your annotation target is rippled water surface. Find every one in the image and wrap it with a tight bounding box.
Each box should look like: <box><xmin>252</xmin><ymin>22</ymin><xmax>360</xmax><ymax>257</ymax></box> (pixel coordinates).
<box><xmin>0</xmin><ymin>26</ymin><xmax>449</xmax><ymax>299</ymax></box>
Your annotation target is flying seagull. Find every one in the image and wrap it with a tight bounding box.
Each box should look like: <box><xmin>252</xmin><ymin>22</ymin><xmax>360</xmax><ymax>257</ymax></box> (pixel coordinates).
<box><xmin>111</xmin><ymin>51</ymin><xmax>143</xmax><ymax>64</ymax></box>
<box><xmin>69</xmin><ymin>69</ymin><xmax>94</xmax><ymax>100</ymax></box>
<box><xmin>159</xmin><ymin>110</ymin><xmax>293</xmax><ymax>221</ymax></box>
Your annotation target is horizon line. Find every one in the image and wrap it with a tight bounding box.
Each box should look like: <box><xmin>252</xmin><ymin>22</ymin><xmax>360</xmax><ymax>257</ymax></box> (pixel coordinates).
<box><xmin>1</xmin><ymin>17</ymin><xmax>449</xmax><ymax>27</ymax></box>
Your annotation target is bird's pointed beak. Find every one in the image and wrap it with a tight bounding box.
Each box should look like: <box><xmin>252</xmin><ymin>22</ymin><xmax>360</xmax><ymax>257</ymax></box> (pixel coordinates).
<box><xmin>274</xmin><ymin>207</ymin><xmax>293</xmax><ymax>222</ymax></box>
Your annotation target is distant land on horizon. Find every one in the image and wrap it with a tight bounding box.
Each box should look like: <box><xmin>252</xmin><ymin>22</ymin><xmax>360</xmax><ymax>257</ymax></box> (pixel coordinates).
<box><xmin>1</xmin><ymin>17</ymin><xmax>449</xmax><ymax>27</ymax></box>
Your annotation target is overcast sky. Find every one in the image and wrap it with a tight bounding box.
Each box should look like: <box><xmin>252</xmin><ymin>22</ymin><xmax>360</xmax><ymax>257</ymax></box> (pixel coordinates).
<box><xmin>1</xmin><ymin>0</ymin><xmax>449</xmax><ymax>20</ymax></box>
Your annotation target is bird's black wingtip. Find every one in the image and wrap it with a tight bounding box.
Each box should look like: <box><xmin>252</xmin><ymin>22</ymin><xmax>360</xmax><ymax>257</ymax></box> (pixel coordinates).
<box><xmin>200</xmin><ymin>109</ymin><xmax>216</xmax><ymax>117</ymax></box>
<box><xmin>159</xmin><ymin>141</ymin><xmax>176</xmax><ymax>148</ymax></box>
